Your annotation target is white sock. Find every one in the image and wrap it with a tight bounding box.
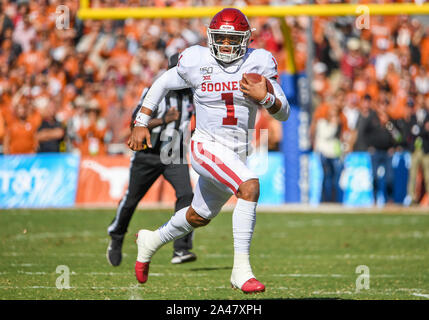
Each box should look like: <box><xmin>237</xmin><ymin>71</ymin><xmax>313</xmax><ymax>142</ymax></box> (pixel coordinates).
<box><xmin>231</xmin><ymin>253</ymin><xmax>254</xmax><ymax>287</ymax></box>
<box><xmin>158</xmin><ymin>206</ymin><xmax>194</xmax><ymax>244</ymax></box>
<box><xmin>231</xmin><ymin>199</ymin><xmax>257</xmax><ymax>287</ymax></box>
<box><xmin>233</xmin><ymin>198</ymin><xmax>256</xmax><ymax>254</ymax></box>
<box><xmin>137</xmin><ymin>229</ymin><xmax>164</xmax><ymax>263</ymax></box>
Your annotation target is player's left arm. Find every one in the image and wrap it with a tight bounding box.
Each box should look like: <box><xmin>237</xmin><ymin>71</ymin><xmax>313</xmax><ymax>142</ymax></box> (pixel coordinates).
<box><xmin>265</xmin><ymin>77</ymin><xmax>290</xmax><ymax>121</ymax></box>
<box><xmin>263</xmin><ymin>53</ymin><xmax>290</xmax><ymax>121</ymax></box>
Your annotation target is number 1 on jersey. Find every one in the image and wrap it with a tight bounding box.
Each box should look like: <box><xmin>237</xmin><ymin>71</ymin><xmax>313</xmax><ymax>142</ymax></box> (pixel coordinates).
<box><xmin>221</xmin><ymin>92</ymin><xmax>238</xmax><ymax>125</ymax></box>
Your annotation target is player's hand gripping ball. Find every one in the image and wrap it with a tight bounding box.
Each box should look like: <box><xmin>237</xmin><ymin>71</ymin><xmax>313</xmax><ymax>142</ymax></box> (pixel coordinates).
<box><xmin>239</xmin><ymin>73</ymin><xmax>274</xmax><ymax>103</ymax></box>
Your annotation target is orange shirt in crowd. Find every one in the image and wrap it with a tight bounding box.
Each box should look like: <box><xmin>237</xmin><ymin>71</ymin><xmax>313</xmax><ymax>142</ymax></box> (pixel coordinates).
<box><xmin>421</xmin><ymin>36</ymin><xmax>429</xmax><ymax>68</ymax></box>
<box><xmin>123</xmin><ymin>20</ymin><xmax>140</xmax><ymax>41</ymax></box>
<box><xmin>5</xmin><ymin>114</ymin><xmax>40</xmax><ymax>154</ymax></box>
<box><xmin>0</xmin><ymin>112</ymin><xmax>5</xmax><ymax>142</ymax></box>
<box><xmin>17</xmin><ymin>49</ymin><xmax>46</xmax><ymax>74</ymax></box>
<box><xmin>312</xmin><ymin>102</ymin><xmax>350</xmax><ymax>133</ymax></box>
<box><xmin>386</xmin><ymin>70</ymin><xmax>400</xmax><ymax>94</ymax></box>
<box><xmin>77</xmin><ymin>123</ymin><xmax>107</xmax><ymax>156</ymax></box>
<box><xmin>63</xmin><ymin>55</ymin><xmax>79</xmax><ymax>78</ymax></box>
<box><xmin>388</xmin><ymin>91</ymin><xmax>408</xmax><ymax>120</ymax></box>
<box><xmin>109</xmin><ymin>48</ymin><xmax>133</xmax><ymax>74</ymax></box>
<box><xmin>0</xmin><ymin>96</ymin><xmax>13</xmax><ymax>125</ymax></box>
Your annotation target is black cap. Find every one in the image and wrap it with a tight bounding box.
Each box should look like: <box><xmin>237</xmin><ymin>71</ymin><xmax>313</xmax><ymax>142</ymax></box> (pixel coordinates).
<box><xmin>168</xmin><ymin>53</ymin><xmax>180</xmax><ymax>69</ymax></box>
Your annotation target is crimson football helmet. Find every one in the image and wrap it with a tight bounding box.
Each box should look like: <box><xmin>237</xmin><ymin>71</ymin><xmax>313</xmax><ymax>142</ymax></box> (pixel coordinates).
<box><xmin>207</xmin><ymin>8</ymin><xmax>252</xmax><ymax>64</ymax></box>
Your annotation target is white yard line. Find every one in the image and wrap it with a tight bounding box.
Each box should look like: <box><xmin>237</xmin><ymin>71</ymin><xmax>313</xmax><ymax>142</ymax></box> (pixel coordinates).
<box><xmin>128</xmin><ymin>284</ymin><xmax>143</xmax><ymax>300</ymax></box>
<box><xmin>17</xmin><ymin>271</ymin><xmax>48</xmax><ymax>275</ymax></box>
<box><xmin>12</xmin><ymin>231</ymin><xmax>95</xmax><ymax>240</ymax></box>
<box><xmin>272</xmin><ymin>273</ymin><xmax>396</xmax><ymax>278</ymax></box>
<box><xmin>3</xmin><ymin>253</ymin><xmax>128</xmax><ymax>257</ymax></box>
<box><xmin>0</xmin><ymin>286</ymin><xmax>140</xmax><ymax>290</ymax></box>
<box><xmin>312</xmin><ymin>290</ymin><xmax>354</xmax><ymax>295</ymax></box>
<box><xmin>334</xmin><ymin>254</ymin><xmax>426</xmax><ymax>260</ymax></box>
<box><xmin>273</xmin><ymin>273</ymin><xmax>345</xmax><ymax>278</ymax></box>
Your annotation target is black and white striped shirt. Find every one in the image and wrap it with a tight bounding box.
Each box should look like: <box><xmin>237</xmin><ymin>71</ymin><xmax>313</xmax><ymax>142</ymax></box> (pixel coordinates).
<box><xmin>132</xmin><ymin>87</ymin><xmax>194</xmax><ymax>157</ymax></box>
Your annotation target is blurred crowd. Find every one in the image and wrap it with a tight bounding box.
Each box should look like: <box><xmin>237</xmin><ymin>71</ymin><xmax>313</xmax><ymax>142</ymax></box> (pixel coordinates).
<box><xmin>0</xmin><ymin>0</ymin><xmax>428</xmax><ymax>204</ymax></box>
<box><xmin>306</xmin><ymin>9</ymin><xmax>429</xmax><ymax>206</ymax></box>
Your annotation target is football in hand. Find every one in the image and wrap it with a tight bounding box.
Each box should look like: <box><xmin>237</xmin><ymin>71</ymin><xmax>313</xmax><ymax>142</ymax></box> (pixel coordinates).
<box><xmin>242</xmin><ymin>73</ymin><xmax>274</xmax><ymax>94</ymax></box>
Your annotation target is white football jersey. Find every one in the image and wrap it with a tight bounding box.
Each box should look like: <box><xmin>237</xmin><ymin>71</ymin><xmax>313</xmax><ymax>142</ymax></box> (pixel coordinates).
<box><xmin>142</xmin><ymin>45</ymin><xmax>284</xmax><ymax>153</ymax></box>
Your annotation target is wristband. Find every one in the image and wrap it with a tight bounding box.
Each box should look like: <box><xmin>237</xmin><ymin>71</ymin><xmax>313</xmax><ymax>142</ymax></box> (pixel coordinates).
<box><xmin>134</xmin><ymin>112</ymin><xmax>151</xmax><ymax>127</ymax></box>
<box><xmin>259</xmin><ymin>92</ymin><xmax>275</xmax><ymax>109</ymax></box>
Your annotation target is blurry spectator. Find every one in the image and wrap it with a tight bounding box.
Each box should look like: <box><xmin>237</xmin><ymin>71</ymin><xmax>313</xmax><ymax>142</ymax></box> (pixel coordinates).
<box><xmin>312</xmin><ymin>62</ymin><xmax>331</xmax><ymax>104</ymax></box>
<box><xmin>3</xmin><ymin>92</ymin><xmax>40</xmax><ymax>154</ymax></box>
<box><xmin>342</xmin><ymin>92</ymin><xmax>360</xmax><ymax>152</ymax></box>
<box><xmin>0</xmin><ymin>109</ymin><xmax>4</xmax><ymax>150</ymax></box>
<box><xmin>421</xmin><ymin>25</ymin><xmax>429</xmax><ymax>68</ymax></box>
<box><xmin>106</xmin><ymin>35</ymin><xmax>133</xmax><ymax>77</ymax></box>
<box><xmin>36</xmin><ymin>100</ymin><xmax>65</xmax><ymax>153</ymax></box>
<box><xmin>76</xmin><ymin>101</ymin><xmax>108</xmax><ymax>156</ymax></box>
<box><xmin>12</xmin><ymin>14</ymin><xmax>36</xmax><ymax>52</ymax></box>
<box><xmin>414</xmin><ymin>66</ymin><xmax>429</xmax><ymax>95</ymax></box>
<box><xmin>13</xmin><ymin>0</ymin><xmax>30</xmax><ymax>26</ymax></box>
<box><xmin>375</xmin><ymin>39</ymin><xmax>400</xmax><ymax>80</ymax></box>
<box><xmin>394</xmin><ymin>97</ymin><xmax>417</xmax><ymax>153</ymax></box>
<box><xmin>0</xmin><ymin>28</ymin><xmax>22</xmax><ymax>67</ymax></box>
<box><xmin>76</xmin><ymin>20</ymin><xmax>103</xmax><ymax>55</ymax></box>
<box><xmin>403</xmin><ymin>95</ymin><xmax>429</xmax><ymax>206</ymax></box>
<box><xmin>16</xmin><ymin>37</ymin><xmax>48</xmax><ymax>75</ymax></box>
<box><xmin>258</xmin><ymin>22</ymin><xmax>282</xmax><ymax>54</ymax></box>
<box><xmin>310</xmin><ymin>89</ymin><xmax>349</xmax><ymax>150</ymax></box>
<box><xmin>352</xmin><ymin>94</ymin><xmax>372</xmax><ymax>152</ymax></box>
<box><xmin>0</xmin><ymin>2</ymin><xmax>14</xmax><ymax>43</ymax></box>
<box><xmin>358</xmin><ymin>98</ymin><xmax>398</xmax><ymax>205</ymax></box>
<box><xmin>340</xmin><ymin>38</ymin><xmax>365</xmax><ymax>80</ymax></box>
<box><xmin>314</xmin><ymin>104</ymin><xmax>344</xmax><ymax>203</ymax></box>
<box><xmin>65</xmin><ymin>95</ymin><xmax>86</xmax><ymax>151</ymax></box>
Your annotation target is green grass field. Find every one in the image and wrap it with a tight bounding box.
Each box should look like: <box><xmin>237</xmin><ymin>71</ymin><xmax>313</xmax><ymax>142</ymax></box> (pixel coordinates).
<box><xmin>0</xmin><ymin>208</ymin><xmax>428</xmax><ymax>300</ymax></box>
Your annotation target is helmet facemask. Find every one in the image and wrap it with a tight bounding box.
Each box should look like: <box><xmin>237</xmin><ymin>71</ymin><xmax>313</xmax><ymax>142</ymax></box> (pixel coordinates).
<box><xmin>207</xmin><ymin>27</ymin><xmax>251</xmax><ymax>64</ymax></box>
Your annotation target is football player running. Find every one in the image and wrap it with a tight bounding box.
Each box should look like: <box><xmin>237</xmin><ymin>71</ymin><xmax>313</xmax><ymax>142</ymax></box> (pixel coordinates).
<box><xmin>128</xmin><ymin>8</ymin><xmax>290</xmax><ymax>294</ymax></box>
